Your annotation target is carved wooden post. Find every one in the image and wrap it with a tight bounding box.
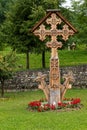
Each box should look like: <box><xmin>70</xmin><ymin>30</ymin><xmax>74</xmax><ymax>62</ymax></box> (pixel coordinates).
<box><xmin>31</xmin><ymin>9</ymin><xmax>77</xmax><ymax>105</ymax></box>
<box><xmin>35</xmin><ymin>72</ymin><xmax>50</xmax><ymax>101</ymax></box>
<box><xmin>61</xmin><ymin>71</ymin><xmax>74</xmax><ymax>100</ymax></box>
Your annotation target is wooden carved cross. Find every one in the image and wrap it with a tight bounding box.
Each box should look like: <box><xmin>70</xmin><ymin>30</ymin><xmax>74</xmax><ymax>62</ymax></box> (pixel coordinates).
<box><xmin>34</xmin><ymin>13</ymin><xmax>74</xmax><ymax>42</ymax></box>
<box><xmin>33</xmin><ymin>12</ymin><xmax>75</xmax><ymax>88</ymax></box>
<box><xmin>32</xmin><ymin>10</ymin><xmax>77</xmax><ymax>104</ymax></box>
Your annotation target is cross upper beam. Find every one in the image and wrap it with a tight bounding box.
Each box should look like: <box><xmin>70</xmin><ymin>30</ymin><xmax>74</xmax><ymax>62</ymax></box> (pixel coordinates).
<box><xmin>33</xmin><ymin>13</ymin><xmax>75</xmax><ymax>48</ymax></box>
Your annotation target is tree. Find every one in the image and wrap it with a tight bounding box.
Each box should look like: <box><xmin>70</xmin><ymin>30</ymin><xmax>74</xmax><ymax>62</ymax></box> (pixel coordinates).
<box><xmin>70</xmin><ymin>0</ymin><xmax>87</xmax><ymax>45</ymax></box>
<box><xmin>0</xmin><ymin>52</ymin><xmax>16</xmax><ymax>97</ymax></box>
<box><xmin>77</xmin><ymin>0</ymin><xmax>87</xmax><ymax>44</ymax></box>
<box><xmin>3</xmin><ymin>0</ymin><xmax>39</xmax><ymax>69</ymax></box>
<box><xmin>0</xmin><ymin>0</ymin><xmax>11</xmax><ymax>50</ymax></box>
<box><xmin>0</xmin><ymin>0</ymin><xmax>11</xmax><ymax>24</ymax></box>
<box><xmin>3</xmin><ymin>0</ymin><xmax>66</xmax><ymax>69</ymax></box>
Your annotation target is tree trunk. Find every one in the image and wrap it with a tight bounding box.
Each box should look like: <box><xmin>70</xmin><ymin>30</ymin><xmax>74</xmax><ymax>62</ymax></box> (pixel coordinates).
<box><xmin>42</xmin><ymin>50</ymin><xmax>45</xmax><ymax>68</ymax></box>
<box><xmin>26</xmin><ymin>51</ymin><xmax>29</xmax><ymax>69</ymax></box>
<box><xmin>1</xmin><ymin>79</ymin><xmax>4</xmax><ymax>97</ymax></box>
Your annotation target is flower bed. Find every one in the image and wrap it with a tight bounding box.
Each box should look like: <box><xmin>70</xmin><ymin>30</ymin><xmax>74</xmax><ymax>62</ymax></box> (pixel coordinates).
<box><xmin>28</xmin><ymin>98</ymin><xmax>81</xmax><ymax>112</ymax></box>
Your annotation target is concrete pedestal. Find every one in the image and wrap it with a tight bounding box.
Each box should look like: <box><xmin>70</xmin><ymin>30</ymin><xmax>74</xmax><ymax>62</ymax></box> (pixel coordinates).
<box><xmin>50</xmin><ymin>89</ymin><xmax>60</xmax><ymax>107</ymax></box>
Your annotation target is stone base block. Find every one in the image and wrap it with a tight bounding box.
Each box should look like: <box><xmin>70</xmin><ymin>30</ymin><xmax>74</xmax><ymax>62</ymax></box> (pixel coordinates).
<box><xmin>50</xmin><ymin>89</ymin><xmax>60</xmax><ymax>107</ymax></box>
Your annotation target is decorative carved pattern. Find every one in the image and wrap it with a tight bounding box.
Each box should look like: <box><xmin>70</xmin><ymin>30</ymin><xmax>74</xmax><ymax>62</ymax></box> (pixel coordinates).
<box><xmin>61</xmin><ymin>71</ymin><xmax>74</xmax><ymax>100</ymax></box>
<box><xmin>49</xmin><ymin>58</ymin><xmax>60</xmax><ymax>88</ymax></box>
<box><xmin>35</xmin><ymin>72</ymin><xmax>50</xmax><ymax>101</ymax></box>
<box><xmin>34</xmin><ymin>24</ymin><xmax>46</xmax><ymax>41</ymax></box>
<box><xmin>34</xmin><ymin>13</ymin><xmax>74</xmax><ymax>42</ymax></box>
<box><xmin>62</xmin><ymin>25</ymin><xmax>74</xmax><ymax>41</ymax></box>
<box><xmin>46</xmin><ymin>13</ymin><xmax>62</xmax><ymax>28</ymax></box>
<box><xmin>46</xmin><ymin>41</ymin><xmax>62</xmax><ymax>48</ymax></box>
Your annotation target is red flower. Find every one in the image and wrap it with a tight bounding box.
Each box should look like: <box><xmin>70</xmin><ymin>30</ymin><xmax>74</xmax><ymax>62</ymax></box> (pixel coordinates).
<box><xmin>50</xmin><ymin>104</ymin><xmax>56</xmax><ymax>110</ymax></box>
<box><xmin>71</xmin><ymin>98</ymin><xmax>81</xmax><ymax>105</ymax></box>
<box><xmin>28</xmin><ymin>97</ymin><xmax>81</xmax><ymax>112</ymax></box>
<box><xmin>44</xmin><ymin>104</ymin><xmax>50</xmax><ymax>110</ymax></box>
<box><xmin>29</xmin><ymin>101</ymin><xmax>41</xmax><ymax>107</ymax></box>
<box><xmin>58</xmin><ymin>102</ymin><xmax>66</xmax><ymax>108</ymax></box>
<box><xmin>58</xmin><ymin>102</ymin><xmax>62</xmax><ymax>106</ymax></box>
<box><xmin>37</xmin><ymin>106</ymin><xmax>44</xmax><ymax>112</ymax></box>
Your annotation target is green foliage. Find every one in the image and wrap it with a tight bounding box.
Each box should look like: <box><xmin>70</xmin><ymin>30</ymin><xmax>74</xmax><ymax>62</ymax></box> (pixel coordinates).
<box><xmin>0</xmin><ymin>0</ymin><xmax>11</xmax><ymax>51</ymax></box>
<box><xmin>70</xmin><ymin>0</ymin><xmax>87</xmax><ymax>44</ymax></box>
<box><xmin>0</xmin><ymin>89</ymin><xmax>87</xmax><ymax>130</ymax></box>
<box><xmin>0</xmin><ymin>52</ymin><xmax>17</xmax><ymax>97</ymax></box>
<box><xmin>0</xmin><ymin>52</ymin><xmax>17</xmax><ymax>80</ymax></box>
<box><xmin>0</xmin><ymin>0</ymin><xmax>10</xmax><ymax>24</ymax></box>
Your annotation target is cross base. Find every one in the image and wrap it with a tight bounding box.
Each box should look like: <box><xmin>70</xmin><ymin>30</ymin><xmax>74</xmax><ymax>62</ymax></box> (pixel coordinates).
<box><xmin>49</xmin><ymin>88</ymin><xmax>61</xmax><ymax>107</ymax></box>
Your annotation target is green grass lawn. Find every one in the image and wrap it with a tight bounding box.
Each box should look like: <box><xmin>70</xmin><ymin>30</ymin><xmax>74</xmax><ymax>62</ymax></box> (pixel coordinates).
<box><xmin>0</xmin><ymin>46</ymin><xmax>87</xmax><ymax>70</ymax></box>
<box><xmin>0</xmin><ymin>89</ymin><xmax>87</xmax><ymax>130</ymax></box>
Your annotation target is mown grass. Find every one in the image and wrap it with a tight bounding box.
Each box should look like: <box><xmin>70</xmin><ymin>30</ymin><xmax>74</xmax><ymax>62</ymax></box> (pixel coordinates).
<box><xmin>0</xmin><ymin>89</ymin><xmax>87</xmax><ymax>130</ymax></box>
<box><xmin>0</xmin><ymin>46</ymin><xmax>87</xmax><ymax>70</ymax></box>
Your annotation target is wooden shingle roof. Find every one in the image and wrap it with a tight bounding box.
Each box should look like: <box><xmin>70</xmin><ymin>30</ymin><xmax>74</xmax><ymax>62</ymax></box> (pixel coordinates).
<box><xmin>32</xmin><ymin>9</ymin><xmax>77</xmax><ymax>33</ymax></box>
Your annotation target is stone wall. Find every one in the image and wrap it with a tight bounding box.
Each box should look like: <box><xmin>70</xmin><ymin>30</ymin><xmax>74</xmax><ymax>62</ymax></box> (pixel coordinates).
<box><xmin>61</xmin><ymin>65</ymin><xmax>87</xmax><ymax>88</ymax></box>
<box><xmin>1</xmin><ymin>65</ymin><xmax>87</xmax><ymax>91</ymax></box>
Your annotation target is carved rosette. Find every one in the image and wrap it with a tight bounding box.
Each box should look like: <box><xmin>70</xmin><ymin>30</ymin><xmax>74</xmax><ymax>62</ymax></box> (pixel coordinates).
<box><xmin>46</xmin><ymin>41</ymin><xmax>62</xmax><ymax>48</ymax></box>
<box><xmin>46</xmin><ymin>13</ymin><xmax>62</xmax><ymax>28</ymax></box>
<box><xmin>62</xmin><ymin>25</ymin><xmax>74</xmax><ymax>41</ymax></box>
<box><xmin>34</xmin><ymin>24</ymin><xmax>46</xmax><ymax>41</ymax></box>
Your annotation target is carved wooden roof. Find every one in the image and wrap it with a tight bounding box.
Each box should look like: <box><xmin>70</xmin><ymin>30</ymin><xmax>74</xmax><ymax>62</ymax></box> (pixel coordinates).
<box><xmin>32</xmin><ymin>9</ymin><xmax>77</xmax><ymax>33</ymax></box>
